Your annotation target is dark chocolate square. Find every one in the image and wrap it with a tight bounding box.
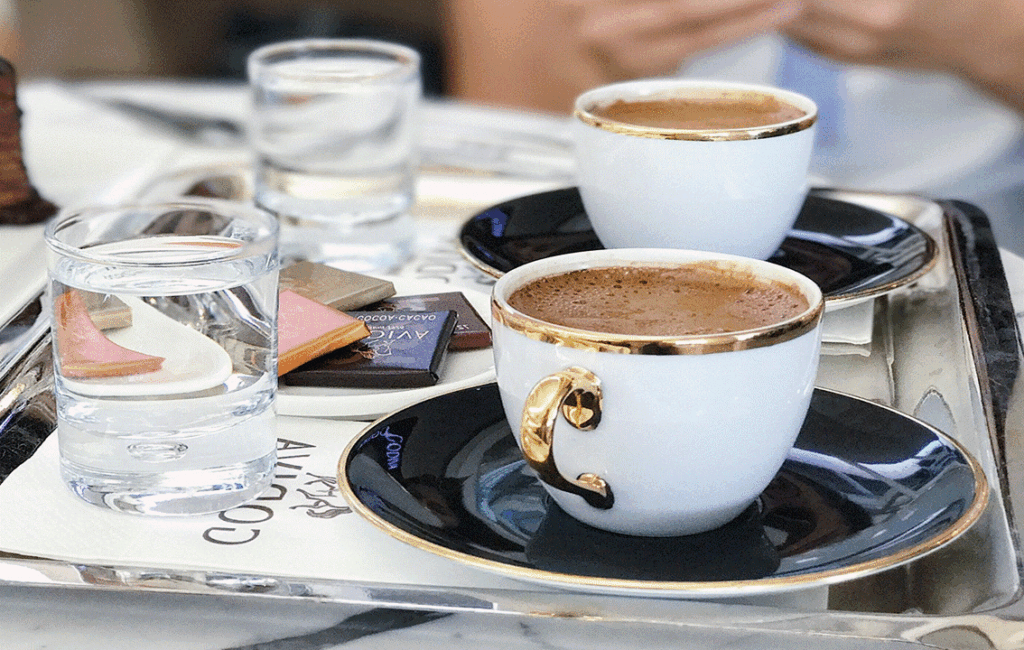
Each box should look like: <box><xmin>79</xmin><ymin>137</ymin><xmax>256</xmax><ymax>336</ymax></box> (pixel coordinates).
<box><xmin>366</xmin><ymin>292</ymin><xmax>491</xmax><ymax>350</ymax></box>
<box><xmin>281</xmin><ymin>310</ymin><xmax>457</xmax><ymax>389</ymax></box>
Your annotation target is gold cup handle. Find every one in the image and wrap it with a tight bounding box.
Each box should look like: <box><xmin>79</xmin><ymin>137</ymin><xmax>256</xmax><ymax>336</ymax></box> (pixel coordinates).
<box><xmin>519</xmin><ymin>366</ymin><xmax>613</xmax><ymax>509</ymax></box>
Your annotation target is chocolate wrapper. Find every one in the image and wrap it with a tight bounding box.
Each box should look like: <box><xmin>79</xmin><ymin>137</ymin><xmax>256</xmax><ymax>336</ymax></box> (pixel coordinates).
<box><xmin>366</xmin><ymin>291</ymin><xmax>491</xmax><ymax>350</ymax></box>
<box><xmin>281</xmin><ymin>310</ymin><xmax>457</xmax><ymax>389</ymax></box>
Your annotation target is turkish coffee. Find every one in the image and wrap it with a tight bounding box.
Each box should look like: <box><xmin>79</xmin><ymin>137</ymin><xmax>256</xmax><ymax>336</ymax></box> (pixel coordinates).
<box><xmin>508</xmin><ymin>264</ymin><xmax>809</xmax><ymax>336</ymax></box>
<box><xmin>590</xmin><ymin>92</ymin><xmax>806</xmax><ymax>130</ymax></box>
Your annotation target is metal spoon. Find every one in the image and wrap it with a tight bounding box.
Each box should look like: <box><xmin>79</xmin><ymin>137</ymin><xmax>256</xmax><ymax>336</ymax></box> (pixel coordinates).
<box><xmin>73</xmin><ymin>94</ymin><xmax>247</xmax><ymax>148</ymax></box>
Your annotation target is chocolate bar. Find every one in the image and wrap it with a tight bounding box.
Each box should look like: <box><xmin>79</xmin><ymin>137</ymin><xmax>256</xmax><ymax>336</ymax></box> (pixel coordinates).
<box><xmin>279</xmin><ymin>260</ymin><xmax>396</xmax><ymax>311</ymax></box>
<box><xmin>282</xmin><ymin>310</ymin><xmax>457</xmax><ymax>389</ymax></box>
<box><xmin>366</xmin><ymin>291</ymin><xmax>491</xmax><ymax>350</ymax></box>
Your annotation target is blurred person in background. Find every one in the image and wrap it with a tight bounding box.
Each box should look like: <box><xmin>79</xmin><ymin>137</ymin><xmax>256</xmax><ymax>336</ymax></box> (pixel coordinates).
<box><xmin>445</xmin><ymin>0</ymin><xmax>1024</xmax><ymax>255</ymax></box>
<box><xmin>0</xmin><ymin>0</ymin><xmax>16</xmax><ymax>63</ymax></box>
<box><xmin>8</xmin><ymin>0</ymin><xmax>446</xmax><ymax>94</ymax></box>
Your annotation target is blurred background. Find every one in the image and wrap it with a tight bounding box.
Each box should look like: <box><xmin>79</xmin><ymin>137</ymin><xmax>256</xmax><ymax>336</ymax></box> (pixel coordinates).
<box><xmin>0</xmin><ymin>0</ymin><xmax>448</xmax><ymax>96</ymax></box>
<box><xmin>5</xmin><ymin>0</ymin><xmax>1024</xmax><ymax>258</ymax></box>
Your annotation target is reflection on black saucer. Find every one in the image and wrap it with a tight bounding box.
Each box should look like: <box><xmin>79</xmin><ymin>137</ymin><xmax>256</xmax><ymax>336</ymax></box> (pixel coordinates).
<box><xmin>458</xmin><ymin>187</ymin><xmax>937</xmax><ymax>306</ymax></box>
<box><xmin>761</xmin><ymin>470</ymin><xmax>872</xmax><ymax>558</ymax></box>
<box><xmin>527</xmin><ymin>501</ymin><xmax>780</xmax><ymax>582</ymax></box>
<box><xmin>339</xmin><ymin>383</ymin><xmax>986</xmax><ymax>596</ymax></box>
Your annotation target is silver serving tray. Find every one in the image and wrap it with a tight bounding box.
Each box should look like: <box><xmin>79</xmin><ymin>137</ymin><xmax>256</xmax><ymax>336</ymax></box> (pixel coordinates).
<box><xmin>2</xmin><ymin>183</ymin><xmax>1023</xmax><ymax>649</ymax></box>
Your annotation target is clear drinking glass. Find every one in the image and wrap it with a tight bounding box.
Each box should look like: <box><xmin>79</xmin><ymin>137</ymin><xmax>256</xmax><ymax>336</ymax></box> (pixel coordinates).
<box><xmin>248</xmin><ymin>38</ymin><xmax>422</xmax><ymax>273</ymax></box>
<box><xmin>44</xmin><ymin>199</ymin><xmax>280</xmax><ymax>515</ymax></box>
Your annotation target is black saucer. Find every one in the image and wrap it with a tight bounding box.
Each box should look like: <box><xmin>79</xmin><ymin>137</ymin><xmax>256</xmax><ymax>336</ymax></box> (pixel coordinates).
<box><xmin>458</xmin><ymin>188</ymin><xmax>938</xmax><ymax>306</ymax></box>
<box><xmin>339</xmin><ymin>383</ymin><xmax>987</xmax><ymax>597</ymax></box>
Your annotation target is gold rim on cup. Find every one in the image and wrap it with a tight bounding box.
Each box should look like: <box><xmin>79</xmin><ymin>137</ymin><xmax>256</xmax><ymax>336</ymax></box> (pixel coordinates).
<box><xmin>574</xmin><ymin>80</ymin><xmax>818</xmax><ymax>142</ymax></box>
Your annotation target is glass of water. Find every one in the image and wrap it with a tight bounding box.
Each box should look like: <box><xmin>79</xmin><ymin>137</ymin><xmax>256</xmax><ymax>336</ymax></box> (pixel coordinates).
<box><xmin>248</xmin><ymin>38</ymin><xmax>422</xmax><ymax>273</ymax></box>
<box><xmin>44</xmin><ymin>199</ymin><xmax>279</xmax><ymax>515</ymax></box>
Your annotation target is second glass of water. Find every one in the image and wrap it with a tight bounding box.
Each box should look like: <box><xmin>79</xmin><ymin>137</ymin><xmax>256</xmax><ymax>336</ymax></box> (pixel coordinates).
<box><xmin>45</xmin><ymin>199</ymin><xmax>280</xmax><ymax>515</ymax></box>
<box><xmin>248</xmin><ymin>38</ymin><xmax>422</xmax><ymax>273</ymax></box>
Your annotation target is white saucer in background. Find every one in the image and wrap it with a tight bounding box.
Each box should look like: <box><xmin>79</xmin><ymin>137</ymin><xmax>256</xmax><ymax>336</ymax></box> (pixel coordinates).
<box><xmin>62</xmin><ymin>296</ymin><xmax>233</xmax><ymax>397</ymax></box>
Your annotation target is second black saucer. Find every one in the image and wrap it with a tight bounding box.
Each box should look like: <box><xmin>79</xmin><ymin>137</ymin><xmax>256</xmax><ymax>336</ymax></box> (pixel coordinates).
<box><xmin>458</xmin><ymin>187</ymin><xmax>937</xmax><ymax>306</ymax></box>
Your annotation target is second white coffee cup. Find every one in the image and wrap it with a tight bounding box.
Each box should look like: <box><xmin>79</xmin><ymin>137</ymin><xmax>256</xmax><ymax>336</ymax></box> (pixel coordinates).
<box><xmin>573</xmin><ymin>79</ymin><xmax>817</xmax><ymax>260</ymax></box>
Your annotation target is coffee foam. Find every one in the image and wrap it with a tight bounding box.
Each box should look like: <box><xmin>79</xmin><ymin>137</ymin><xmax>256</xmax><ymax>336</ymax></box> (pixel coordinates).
<box><xmin>592</xmin><ymin>92</ymin><xmax>806</xmax><ymax>131</ymax></box>
<box><xmin>508</xmin><ymin>265</ymin><xmax>809</xmax><ymax>337</ymax></box>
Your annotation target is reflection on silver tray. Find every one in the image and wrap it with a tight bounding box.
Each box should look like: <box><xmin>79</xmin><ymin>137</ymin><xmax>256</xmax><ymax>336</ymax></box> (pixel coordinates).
<box><xmin>457</xmin><ymin>187</ymin><xmax>938</xmax><ymax>307</ymax></box>
<box><xmin>339</xmin><ymin>383</ymin><xmax>988</xmax><ymax>598</ymax></box>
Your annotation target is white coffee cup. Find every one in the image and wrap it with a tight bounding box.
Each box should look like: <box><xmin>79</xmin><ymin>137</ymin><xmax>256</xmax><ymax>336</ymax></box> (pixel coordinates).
<box><xmin>572</xmin><ymin>79</ymin><xmax>817</xmax><ymax>260</ymax></box>
<box><xmin>491</xmin><ymin>249</ymin><xmax>823</xmax><ymax>536</ymax></box>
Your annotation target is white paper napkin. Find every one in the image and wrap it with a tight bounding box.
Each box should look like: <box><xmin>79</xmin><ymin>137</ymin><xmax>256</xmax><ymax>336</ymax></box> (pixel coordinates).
<box><xmin>0</xmin><ymin>415</ymin><xmax>537</xmax><ymax>592</ymax></box>
<box><xmin>820</xmin><ymin>300</ymin><xmax>876</xmax><ymax>355</ymax></box>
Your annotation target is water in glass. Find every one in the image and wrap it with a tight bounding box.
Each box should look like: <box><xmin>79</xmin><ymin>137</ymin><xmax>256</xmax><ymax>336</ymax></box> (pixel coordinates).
<box><xmin>252</xmin><ymin>51</ymin><xmax>421</xmax><ymax>272</ymax></box>
<box><xmin>49</xmin><ymin>227</ymin><xmax>278</xmax><ymax>515</ymax></box>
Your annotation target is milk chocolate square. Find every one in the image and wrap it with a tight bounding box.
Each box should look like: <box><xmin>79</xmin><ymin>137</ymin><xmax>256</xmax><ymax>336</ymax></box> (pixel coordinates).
<box><xmin>279</xmin><ymin>261</ymin><xmax>396</xmax><ymax>311</ymax></box>
<box><xmin>281</xmin><ymin>310</ymin><xmax>457</xmax><ymax>389</ymax></box>
<box><xmin>366</xmin><ymin>292</ymin><xmax>491</xmax><ymax>350</ymax></box>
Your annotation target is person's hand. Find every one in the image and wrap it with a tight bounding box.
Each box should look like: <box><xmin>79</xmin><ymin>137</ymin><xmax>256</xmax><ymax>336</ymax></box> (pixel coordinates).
<box><xmin>564</xmin><ymin>0</ymin><xmax>804</xmax><ymax>81</ymax></box>
<box><xmin>785</xmin><ymin>0</ymin><xmax>1024</xmax><ymax>111</ymax></box>
<box><xmin>447</xmin><ymin>0</ymin><xmax>804</xmax><ymax>112</ymax></box>
<box><xmin>785</xmin><ymin>0</ymin><xmax>977</xmax><ymax>68</ymax></box>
